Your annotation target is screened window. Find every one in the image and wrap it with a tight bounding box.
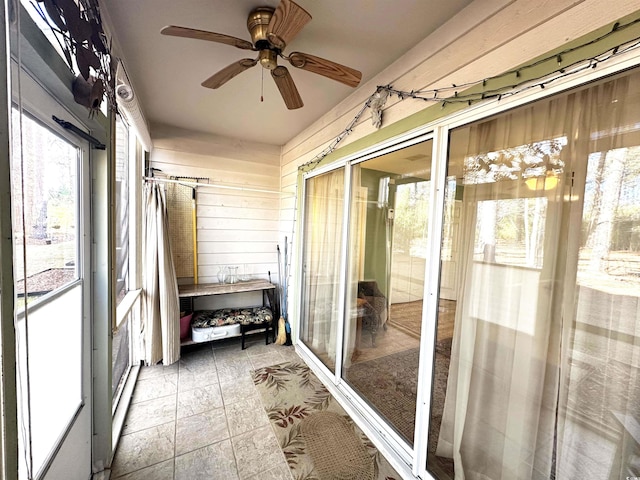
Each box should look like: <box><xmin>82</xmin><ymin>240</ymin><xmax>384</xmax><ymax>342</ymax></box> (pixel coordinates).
<box><xmin>115</xmin><ymin>115</ymin><xmax>130</xmax><ymax>306</ymax></box>
<box><xmin>11</xmin><ymin>109</ymin><xmax>78</xmax><ymax>305</ymax></box>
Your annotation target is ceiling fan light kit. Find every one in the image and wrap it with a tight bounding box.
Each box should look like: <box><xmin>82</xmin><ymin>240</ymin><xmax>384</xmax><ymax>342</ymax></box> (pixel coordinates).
<box><xmin>160</xmin><ymin>0</ymin><xmax>362</xmax><ymax>109</ymax></box>
<box><xmin>259</xmin><ymin>49</ymin><xmax>278</xmax><ymax>70</ymax></box>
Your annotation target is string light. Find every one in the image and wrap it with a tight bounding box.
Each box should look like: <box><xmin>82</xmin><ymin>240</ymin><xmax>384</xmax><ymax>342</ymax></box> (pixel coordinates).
<box><xmin>299</xmin><ymin>18</ymin><xmax>640</xmax><ymax>173</ymax></box>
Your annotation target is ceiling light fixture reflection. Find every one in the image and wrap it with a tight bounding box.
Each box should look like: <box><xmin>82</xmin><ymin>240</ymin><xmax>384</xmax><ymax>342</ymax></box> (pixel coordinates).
<box><xmin>525</xmin><ymin>170</ymin><xmax>559</xmax><ymax>191</ymax></box>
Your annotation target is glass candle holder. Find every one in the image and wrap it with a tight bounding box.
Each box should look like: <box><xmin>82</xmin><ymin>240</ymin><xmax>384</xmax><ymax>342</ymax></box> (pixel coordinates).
<box><xmin>226</xmin><ymin>266</ymin><xmax>238</xmax><ymax>284</ymax></box>
<box><xmin>217</xmin><ymin>266</ymin><xmax>227</xmax><ymax>284</ymax></box>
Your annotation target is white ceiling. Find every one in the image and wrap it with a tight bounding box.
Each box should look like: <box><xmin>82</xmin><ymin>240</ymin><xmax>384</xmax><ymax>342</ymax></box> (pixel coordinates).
<box><xmin>102</xmin><ymin>0</ymin><xmax>473</xmax><ymax>146</ymax></box>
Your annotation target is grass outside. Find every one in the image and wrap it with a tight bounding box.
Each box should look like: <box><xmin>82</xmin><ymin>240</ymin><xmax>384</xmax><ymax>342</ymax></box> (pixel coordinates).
<box><xmin>13</xmin><ymin>240</ymin><xmax>76</xmax><ymax>282</ymax></box>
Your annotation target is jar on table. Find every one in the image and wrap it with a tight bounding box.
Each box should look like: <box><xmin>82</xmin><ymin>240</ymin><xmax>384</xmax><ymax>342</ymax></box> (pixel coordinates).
<box><xmin>217</xmin><ymin>266</ymin><xmax>227</xmax><ymax>284</ymax></box>
<box><xmin>226</xmin><ymin>266</ymin><xmax>238</xmax><ymax>284</ymax></box>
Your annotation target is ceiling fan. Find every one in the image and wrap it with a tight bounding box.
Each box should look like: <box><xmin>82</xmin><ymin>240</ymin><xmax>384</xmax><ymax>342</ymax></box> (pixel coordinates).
<box><xmin>160</xmin><ymin>0</ymin><xmax>362</xmax><ymax>109</ymax></box>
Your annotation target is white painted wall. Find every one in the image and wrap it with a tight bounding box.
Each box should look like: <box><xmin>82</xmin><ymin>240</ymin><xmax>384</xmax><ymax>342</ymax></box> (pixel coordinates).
<box><xmin>149</xmin><ymin>123</ymin><xmax>283</xmax><ymax>297</ymax></box>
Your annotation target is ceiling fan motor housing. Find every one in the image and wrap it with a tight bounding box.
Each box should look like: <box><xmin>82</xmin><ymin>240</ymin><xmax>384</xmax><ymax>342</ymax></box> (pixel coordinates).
<box><xmin>247</xmin><ymin>7</ymin><xmax>280</xmax><ymax>70</ymax></box>
<box><xmin>247</xmin><ymin>7</ymin><xmax>274</xmax><ymax>47</ymax></box>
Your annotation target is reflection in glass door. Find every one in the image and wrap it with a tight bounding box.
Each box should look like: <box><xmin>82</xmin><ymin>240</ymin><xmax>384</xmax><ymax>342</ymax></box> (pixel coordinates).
<box><xmin>342</xmin><ymin>140</ymin><xmax>432</xmax><ymax>446</ymax></box>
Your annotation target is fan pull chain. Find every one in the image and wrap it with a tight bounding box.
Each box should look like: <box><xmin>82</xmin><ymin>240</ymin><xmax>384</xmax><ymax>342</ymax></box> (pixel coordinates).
<box><xmin>261</xmin><ymin>67</ymin><xmax>264</xmax><ymax>102</ymax></box>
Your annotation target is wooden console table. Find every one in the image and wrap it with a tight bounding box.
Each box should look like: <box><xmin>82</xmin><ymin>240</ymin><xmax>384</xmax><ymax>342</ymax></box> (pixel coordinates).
<box><xmin>179</xmin><ymin>279</ymin><xmax>277</xmax><ymax>348</ymax></box>
<box><xmin>179</xmin><ymin>279</ymin><xmax>276</xmax><ymax>299</ymax></box>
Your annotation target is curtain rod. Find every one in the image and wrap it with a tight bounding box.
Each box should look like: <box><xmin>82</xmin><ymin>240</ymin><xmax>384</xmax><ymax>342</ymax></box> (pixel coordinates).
<box><xmin>143</xmin><ymin>176</ymin><xmax>281</xmax><ymax>195</ymax></box>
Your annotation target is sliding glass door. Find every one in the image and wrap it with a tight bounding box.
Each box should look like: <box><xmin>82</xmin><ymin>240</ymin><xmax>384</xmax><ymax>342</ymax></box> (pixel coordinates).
<box><xmin>341</xmin><ymin>140</ymin><xmax>432</xmax><ymax>446</ymax></box>
<box><xmin>429</xmin><ymin>69</ymin><xmax>640</xmax><ymax>479</ymax></box>
<box><xmin>298</xmin><ymin>65</ymin><xmax>640</xmax><ymax>480</ymax></box>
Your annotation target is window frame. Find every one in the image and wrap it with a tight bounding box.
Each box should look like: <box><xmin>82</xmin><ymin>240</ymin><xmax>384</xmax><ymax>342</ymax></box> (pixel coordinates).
<box><xmin>11</xmin><ymin>107</ymin><xmax>84</xmax><ymax>312</ymax></box>
<box><xmin>114</xmin><ymin>114</ymin><xmax>142</xmax><ymax>329</ymax></box>
<box><xmin>110</xmin><ymin>109</ymin><xmax>144</xmax><ymax>456</ymax></box>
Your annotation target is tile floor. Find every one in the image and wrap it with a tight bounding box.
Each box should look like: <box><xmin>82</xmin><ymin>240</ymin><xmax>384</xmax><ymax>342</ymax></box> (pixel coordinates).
<box><xmin>111</xmin><ymin>335</ymin><xmax>302</xmax><ymax>480</ymax></box>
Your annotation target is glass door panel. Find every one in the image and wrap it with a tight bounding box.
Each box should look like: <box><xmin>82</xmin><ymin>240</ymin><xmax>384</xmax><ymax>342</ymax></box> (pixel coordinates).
<box><xmin>11</xmin><ymin>110</ymin><xmax>79</xmax><ymax>304</ymax></box>
<box><xmin>429</xmin><ymin>68</ymin><xmax>640</xmax><ymax>480</ymax></box>
<box><xmin>11</xmin><ymin>103</ymin><xmax>90</xmax><ymax>479</ymax></box>
<box><xmin>17</xmin><ymin>285</ymin><xmax>83</xmax><ymax>473</ymax></box>
<box><xmin>556</xmin><ymin>145</ymin><xmax>640</xmax><ymax>478</ymax></box>
<box><xmin>300</xmin><ymin>168</ymin><xmax>345</xmax><ymax>372</ymax></box>
<box><xmin>429</xmin><ymin>105</ymin><xmax>572</xmax><ymax>479</ymax></box>
<box><xmin>342</xmin><ymin>140</ymin><xmax>432</xmax><ymax>446</ymax></box>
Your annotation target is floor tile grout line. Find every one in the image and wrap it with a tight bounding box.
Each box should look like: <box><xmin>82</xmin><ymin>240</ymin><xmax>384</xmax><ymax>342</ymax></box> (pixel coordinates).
<box><xmin>173</xmin><ymin>356</ymin><xmax>181</xmax><ymax>480</ymax></box>
<box><xmin>173</xmin><ymin>432</ymin><xmax>232</xmax><ymax>462</ymax></box>
<box><xmin>214</xmin><ymin>344</ymin><xmax>243</xmax><ymax>479</ymax></box>
<box><xmin>119</xmin><ymin>418</ymin><xmax>177</xmax><ymax>439</ymax></box>
<box><xmin>174</xmin><ymin>345</ymin><xmax>229</xmax><ymax>464</ymax></box>
<box><xmin>112</xmin><ymin>457</ymin><xmax>174</xmax><ymax>480</ymax></box>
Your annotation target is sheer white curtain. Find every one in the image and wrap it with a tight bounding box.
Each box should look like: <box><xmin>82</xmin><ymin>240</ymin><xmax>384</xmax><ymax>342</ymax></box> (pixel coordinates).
<box><xmin>142</xmin><ymin>182</ymin><xmax>180</xmax><ymax>366</ymax></box>
<box><xmin>301</xmin><ymin>168</ymin><xmax>345</xmax><ymax>370</ymax></box>
<box><xmin>436</xmin><ymin>113</ymin><xmax>566</xmax><ymax>478</ymax></box>
<box><xmin>435</xmin><ymin>71</ymin><xmax>640</xmax><ymax>479</ymax></box>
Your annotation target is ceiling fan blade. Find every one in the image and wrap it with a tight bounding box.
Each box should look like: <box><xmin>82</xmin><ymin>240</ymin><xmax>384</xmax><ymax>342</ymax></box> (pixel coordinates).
<box><xmin>202</xmin><ymin>58</ymin><xmax>258</xmax><ymax>89</ymax></box>
<box><xmin>271</xmin><ymin>66</ymin><xmax>303</xmax><ymax>109</ymax></box>
<box><xmin>288</xmin><ymin>52</ymin><xmax>362</xmax><ymax>88</ymax></box>
<box><xmin>267</xmin><ymin>0</ymin><xmax>311</xmax><ymax>49</ymax></box>
<box><xmin>161</xmin><ymin>25</ymin><xmax>254</xmax><ymax>51</ymax></box>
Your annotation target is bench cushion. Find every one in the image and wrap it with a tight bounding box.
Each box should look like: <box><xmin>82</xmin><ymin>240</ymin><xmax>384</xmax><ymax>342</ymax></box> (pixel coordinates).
<box><xmin>191</xmin><ymin>306</ymin><xmax>273</xmax><ymax>328</ymax></box>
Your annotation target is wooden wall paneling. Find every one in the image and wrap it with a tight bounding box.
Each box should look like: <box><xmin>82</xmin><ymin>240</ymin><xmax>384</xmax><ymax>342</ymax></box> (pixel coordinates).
<box><xmin>196</xmin><ymin>192</ymin><xmax>279</xmax><ymax>210</ymax></box>
<box><xmin>385</xmin><ymin>0</ymin><xmax>640</xmax><ymax>125</ymax></box>
<box><xmin>197</xmin><ymin>217</ymin><xmax>278</xmax><ymax>231</ymax></box>
<box><xmin>197</xmin><ymin>229</ymin><xmax>279</xmax><ymax>243</ymax></box>
<box><xmin>198</xmin><ymin>242</ymin><xmax>276</xmax><ymax>254</ymax></box>
<box><xmin>197</xmin><ymin>204</ymin><xmax>278</xmax><ymax>220</ymax></box>
<box><xmin>199</xmin><ymin>252</ymin><xmax>274</xmax><ymax>265</ymax></box>
<box><xmin>151</xmin><ymin>152</ymin><xmax>279</xmax><ymax>188</ymax></box>
<box><xmin>279</xmin><ymin>195</ymin><xmax>297</xmax><ymax>213</ymax></box>
<box><xmin>149</xmin><ymin>123</ymin><xmax>281</xmax><ymax>287</ymax></box>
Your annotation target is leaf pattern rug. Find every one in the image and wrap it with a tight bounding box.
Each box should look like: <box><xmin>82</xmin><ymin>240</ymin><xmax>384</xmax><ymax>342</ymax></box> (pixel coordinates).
<box><xmin>251</xmin><ymin>361</ymin><xmax>400</xmax><ymax>480</ymax></box>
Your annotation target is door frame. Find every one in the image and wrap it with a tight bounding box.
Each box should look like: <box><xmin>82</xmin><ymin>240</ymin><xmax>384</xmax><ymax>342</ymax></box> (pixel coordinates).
<box><xmin>7</xmin><ymin>3</ymin><xmax>113</xmax><ymax>476</ymax></box>
<box><xmin>11</xmin><ymin>65</ymin><xmax>93</xmax><ymax>480</ymax></box>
